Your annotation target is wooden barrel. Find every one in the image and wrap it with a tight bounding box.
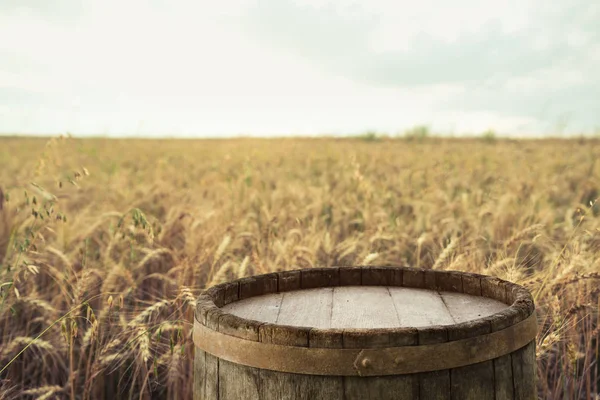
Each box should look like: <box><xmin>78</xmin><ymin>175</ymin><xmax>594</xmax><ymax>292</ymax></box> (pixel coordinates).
<box><xmin>194</xmin><ymin>267</ymin><xmax>537</xmax><ymax>400</ymax></box>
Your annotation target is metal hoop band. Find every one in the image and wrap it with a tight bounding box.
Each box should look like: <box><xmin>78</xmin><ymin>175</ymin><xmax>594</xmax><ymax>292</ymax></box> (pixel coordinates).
<box><xmin>194</xmin><ymin>312</ymin><xmax>537</xmax><ymax>376</ymax></box>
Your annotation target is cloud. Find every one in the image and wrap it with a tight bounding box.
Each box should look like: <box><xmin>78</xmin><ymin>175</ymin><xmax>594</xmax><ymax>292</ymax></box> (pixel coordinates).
<box><xmin>0</xmin><ymin>0</ymin><xmax>598</xmax><ymax>135</ymax></box>
<box><xmin>235</xmin><ymin>0</ymin><xmax>600</xmax><ymax>133</ymax></box>
<box><xmin>240</xmin><ymin>0</ymin><xmax>599</xmax><ymax>86</ymax></box>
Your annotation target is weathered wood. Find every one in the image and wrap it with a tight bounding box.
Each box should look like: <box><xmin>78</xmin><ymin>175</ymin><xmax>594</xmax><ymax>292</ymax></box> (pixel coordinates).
<box><xmin>339</xmin><ymin>267</ymin><xmax>362</xmax><ymax>286</ymax></box>
<box><xmin>204</xmin><ymin>353</ymin><xmax>219</xmax><ymax>400</ymax></box>
<box><xmin>301</xmin><ymin>267</ymin><xmax>340</xmax><ymax>289</ymax></box>
<box><xmin>260</xmin><ymin>312</ymin><xmax>343</xmax><ymax>400</ymax></box>
<box><xmin>343</xmin><ymin>319</ymin><xmax>418</xmax><ymax>400</ymax></box>
<box><xmin>331</xmin><ymin>286</ymin><xmax>399</xmax><ymax>329</ymax></box>
<box><xmin>194</xmin><ymin>313</ymin><xmax>537</xmax><ymax>376</ymax></box>
<box><xmin>219</xmin><ymin>358</ymin><xmax>261</xmax><ymax>400</ymax></box>
<box><xmin>194</xmin><ymin>349</ymin><xmax>206</xmax><ymax>400</ymax></box>
<box><xmin>361</xmin><ymin>266</ymin><xmax>401</xmax><ymax>286</ymax></box>
<box><xmin>204</xmin><ymin>306</ymin><xmax>221</xmax><ymax>400</ymax></box>
<box><xmin>218</xmin><ymin>313</ymin><xmax>261</xmax><ymax>340</ymax></box>
<box><xmin>450</xmin><ymin>360</ymin><xmax>495</xmax><ymax>400</ymax></box>
<box><xmin>205</xmin><ymin>285</ymin><xmax>225</xmax><ymax>307</ymax></box>
<box><xmin>418</xmin><ymin>326</ymin><xmax>450</xmax><ymax>400</ymax></box>
<box><xmin>433</xmin><ymin>271</ymin><xmax>463</xmax><ymax>292</ymax></box>
<box><xmin>512</xmin><ymin>341</ymin><xmax>536</xmax><ymax>400</ymax></box>
<box><xmin>278</xmin><ymin>270</ymin><xmax>301</xmax><ymax>292</ymax></box>
<box><xmin>260</xmin><ymin>369</ymin><xmax>343</xmax><ymax>400</ymax></box>
<box><xmin>389</xmin><ymin>287</ymin><xmax>455</xmax><ymax>327</ymax></box>
<box><xmin>277</xmin><ymin>288</ymin><xmax>333</xmax><ymax>329</ymax></box>
<box><xmin>259</xmin><ymin>324</ymin><xmax>310</xmax><ymax>347</ymax></box>
<box><xmin>448</xmin><ymin>319</ymin><xmax>495</xmax><ymax>400</ymax></box>
<box><xmin>494</xmin><ymin>354</ymin><xmax>515</xmax><ymax>399</ymax></box>
<box><xmin>481</xmin><ymin>276</ymin><xmax>508</xmax><ymax>303</ymax></box>
<box><xmin>492</xmin><ymin>305</ymin><xmax>520</xmax><ymax>400</ymax></box>
<box><xmin>441</xmin><ymin>291</ymin><xmax>508</xmax><ymax>323</ymax></box>
<box><xmin>402</xmin><ymin>268</ymin><xmax>425</xmax><ymax>288</ymax></box>
<box><xmin>223</xmin><ymin>281</ymin><xmax>239</xmax><ymax>305</ymax></box>
<box><xmin>343</xmin><ymin>375</ymin><xmax>418</xmax><ymax>400</ymax></box>
<box><xmin>194</xmin><ymin>267</ymin><xmax>537</xmax><ymax>400</ymax></box>
<box><xmin>239</xmin><ymin>273</ymin><xmax>279</xmax><ymax>300</ymax></box>
<box><xmin>223</xmin><ymin>286</ymin><xmax>507</xmax><ymax>328</ymax></box>
<box><xmin>461</xmin><ymin>273</ymin><xmax>483</xmax><ymax>296</ymax></box>
<box><xmin>223</xmin><ymin>292</ymin><xmax>283</xmax><ymax>324</ymax></box>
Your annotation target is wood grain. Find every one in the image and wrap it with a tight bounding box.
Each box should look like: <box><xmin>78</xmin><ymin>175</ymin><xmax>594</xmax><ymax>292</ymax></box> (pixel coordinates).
<box><xmin>223</xmin><ymin>292</ymin><xmax>283</xmax><ymax>324</ymax></box>
<box><xmin>418</xmin><ymin>326</ymin><xmax>450</xmax><ymax>400</ymax></box>
<box><xmin>389</xmin><ymin>287</ymin><xmax>455</xmax><ymax>327</ymax></box>
<box><xmin>342</xmin><ymin>315</ymin><xmax>418</xmax><ymax>400</ymax></box>
<box><xmin>448</xmin><ymin>319</ymin><xmax>495</xmax><ymax>400</ymax></box>
<box><xmin>512</xmin><ymin>341</ymin><xmax>536</xmax><ymax>400</ymax></box>
<box><xmin>193</xmin><ymin>349</ymin><xmax>206</xmax><ymax>400</ymax></box>
<box><xmin>219</xmin><ymin>358</ymin><xmax>260</xmax><ymax>400</ymax></box>
<box><xmin>260</xmin><ymin>315</ymin><xmax>343</xmax><ymax>400</ymax></box>
<box><xmin>223</xmin><ymin>286</ymin><xmax>507</xmax><ymax>328</ymax></box>
<box><xmin>277</xmin><ymin>288</ymin><xmax>333</xmax><ymax>329</ymax></box>
<box><xmin>441</xmin><ymin>291</ymin><xmax>508</xmax><ymax>323</ymax></box>
<box><xmin>331</xmin><ymin>286</ymin><xmax>399</xmax><ymax>329</ymax></box>
<box><xmin>204</xmin><ymin>353</ymin><xmax>219</xmax><ymax>400</ymax></box>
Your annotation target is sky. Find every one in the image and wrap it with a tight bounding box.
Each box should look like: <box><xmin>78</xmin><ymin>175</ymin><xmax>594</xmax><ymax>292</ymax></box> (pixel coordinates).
<box><xmin>1</xmin><ymin>0</ymin><xmax>599</xmax><ymax>137</ymax></box>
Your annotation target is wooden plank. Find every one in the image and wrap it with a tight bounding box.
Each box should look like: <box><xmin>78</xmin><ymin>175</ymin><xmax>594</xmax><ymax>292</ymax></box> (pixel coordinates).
<box><xmin>218</xmin><ymin>313</ymin><xmax>261</xmax><ymax>341</ymax></box>
<box><xmin>204</xmin><ymin>353</ymin><xmax>219</xmax><ymax>400</ymax></box>
<box><xmin>448</xmin><ymin>320</ymin><xmax>495</xmax><ymax>400</ymax></box>
<box><xmin>203</xmin><ymin>305</ymin><xmax>221</xmax><ymax>400</ymax></box>
<box><xmin>433</xmin><ymin>271</ymin><xmax>463</xmax><ymax>292</ymax></box>
<box><xmin>362</xmin><ymin>267</ymin><xmax>400</xmax><ymax>286</ymax></box>
<box><xmin>331</xmin><ymin>286</ymin><xmax>399</xmax><ymax>329</ymax></box>
<box><xmin>440</xmin><ymin>291</ymin><xmax>508</xmax><ymax>323</ymax></box>
<box><xmin>260</xmin><ymin>369</ymin><xmax>344</xmax><ymax>400</ymax></box>
<box><xmin>223</xmin><ymin>281</ymin><xmax>239</xmax><ymax>305</ymax></box>
<box><xmin>259</xmin><ymin>314</ymin><xmax>343</xmax><ymax>400</ymax></box>
<box><xmin>278</xmin><ymin>270</ymin><xmax>301</xmax><ymax>292</ymax></box>
<box><xmin>339</xmin><ymin>267</ymin><xmax>362</xmax><ymax>286</ymax></box>
<box><xmin>494</xmin><ymin>354</ymin><xmax>514</xmax><ymax>400</ymax></box>
<box><xmin>402</xmin><ymin>268</ymin><xmax>425</xmax><ymax>288</ymax></box>
<box><xmin>259</xmin><ymin>324</ymin><xmax>310</xmax><ymax>347</ymax></box>
<box><xmin>489</xmin><ymin>296</ymin><xmax>518</xmax><ymax>400</ymax></box>
<box><xmin>418</xmin><ymin>326</ymin><xmax>450</xmax><ymax>400</ymax></box>
<box><xmin>276</xmin><ymin>288</ymin><xmax>333</xmax><ymax>329</ymax></box>
<box><xmin>343</xmin><ymin>312</ymin><xmax>418</xmax><ymax>399</ymax></box>
<box><xmin>419</xmin><ymin>370</ymin><xmax>450</xmax><ymax>400</ymax></box>
<box><xmin>450</xmin><ymin>360</ymin><xmax>495</xmax><ymax>400</ymax></box>
<box><xmin>512</xmin><ymin>341</ymin><xmax>536</xmax><ymax>400</ymax></box>
<box><xmin>223</xmin><ymin>287</ymin><xmax>509</xmax><ymax>329</ymax></box>
<box><xmin>481</xmin><ymin>277</ymin><xmax>508</xmax><ymax>303</ymax></box>
<box><xmin>301</xmin><ymin>267</ymin><xmax>340</xmax><ymax>289</ymax></box>
<box><xmin>219</xmin><ymin>358</ymin><xmax>260</xmax><ymax>400</ymax></box>
<box><xmin>461</xmin><ymin>273</ymin><xmax>483</xmax><ymax>296</ymax></box>
<box><xmin>388</xmin><ymin>287</ymin><xmax>455</xmax><ymax>327</ymax></box>
<box><xmin>343</xmin><ymin>376</ymin><xmax>418</xmax><ymax>400</ymax></box>
<box><xmin>309</xmin><ymin>328</ymin><xmax>343</xmax><ymax>348</ymax></box>
<box><xmin>222</xmin><ymin>292</ymin><xmax>283</xmax><ymax>324</ymax></box>
<box><xmin>239</xmin><ymin>273</ymin><xmax>279</xmax><ymax>300</ymax></box>
<box><xmin>193</xmin><ymin>349</ymin><xmax>206</xmax><ymax>400</ymax></box>
<box><xmin>205</xmin><ymin>285</ymin><xmax>225</xmax><ymax>307</ymax></box>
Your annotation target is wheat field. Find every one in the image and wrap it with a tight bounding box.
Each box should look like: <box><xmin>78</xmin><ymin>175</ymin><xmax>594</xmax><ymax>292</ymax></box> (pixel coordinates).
<box><xmin>0</xmin><ymin>135</ymin><xmax>598</xmax><ymax>399</ymax></box>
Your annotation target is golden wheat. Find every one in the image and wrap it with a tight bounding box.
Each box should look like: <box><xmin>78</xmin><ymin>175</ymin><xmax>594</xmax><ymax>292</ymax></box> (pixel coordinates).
<box><xmin>0</xmin><ymin>136</ymin><xmax>598</xmax><ymax>399</ymax></box>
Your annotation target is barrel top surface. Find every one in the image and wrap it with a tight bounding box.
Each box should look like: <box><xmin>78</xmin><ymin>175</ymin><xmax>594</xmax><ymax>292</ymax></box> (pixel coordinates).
<box><xmin>221</xmin><ymin>286</ymin><xmax>508</xmax><ymax>329</ymax></box>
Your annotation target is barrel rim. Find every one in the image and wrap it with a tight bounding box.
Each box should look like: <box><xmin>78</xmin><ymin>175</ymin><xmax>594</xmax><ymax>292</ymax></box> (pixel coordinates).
<box><xmin>195</xmin><ymin>266</ymin><xmax>535</xmax><ymax>349</ymax></box>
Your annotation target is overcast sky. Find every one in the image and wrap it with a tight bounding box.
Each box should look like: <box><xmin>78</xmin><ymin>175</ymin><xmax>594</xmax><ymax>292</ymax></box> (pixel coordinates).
<box><xmin>1</xmin><ymin>0</ymin><xmax>599</xmax><ymax>137</ymax></box>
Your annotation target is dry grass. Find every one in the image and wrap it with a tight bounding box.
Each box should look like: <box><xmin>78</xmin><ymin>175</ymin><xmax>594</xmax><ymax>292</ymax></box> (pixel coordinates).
<box><xmin>0</xmin><ymin>135</ymin><xmax>598</xmax><ymax>399</ymax></box>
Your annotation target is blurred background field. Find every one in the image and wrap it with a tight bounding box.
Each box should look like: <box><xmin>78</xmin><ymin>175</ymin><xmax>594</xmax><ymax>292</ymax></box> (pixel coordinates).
<box><xmin>0</xmin><ymin>136</ymin><xmax>598</xmax><ymax>399</ymax></box>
